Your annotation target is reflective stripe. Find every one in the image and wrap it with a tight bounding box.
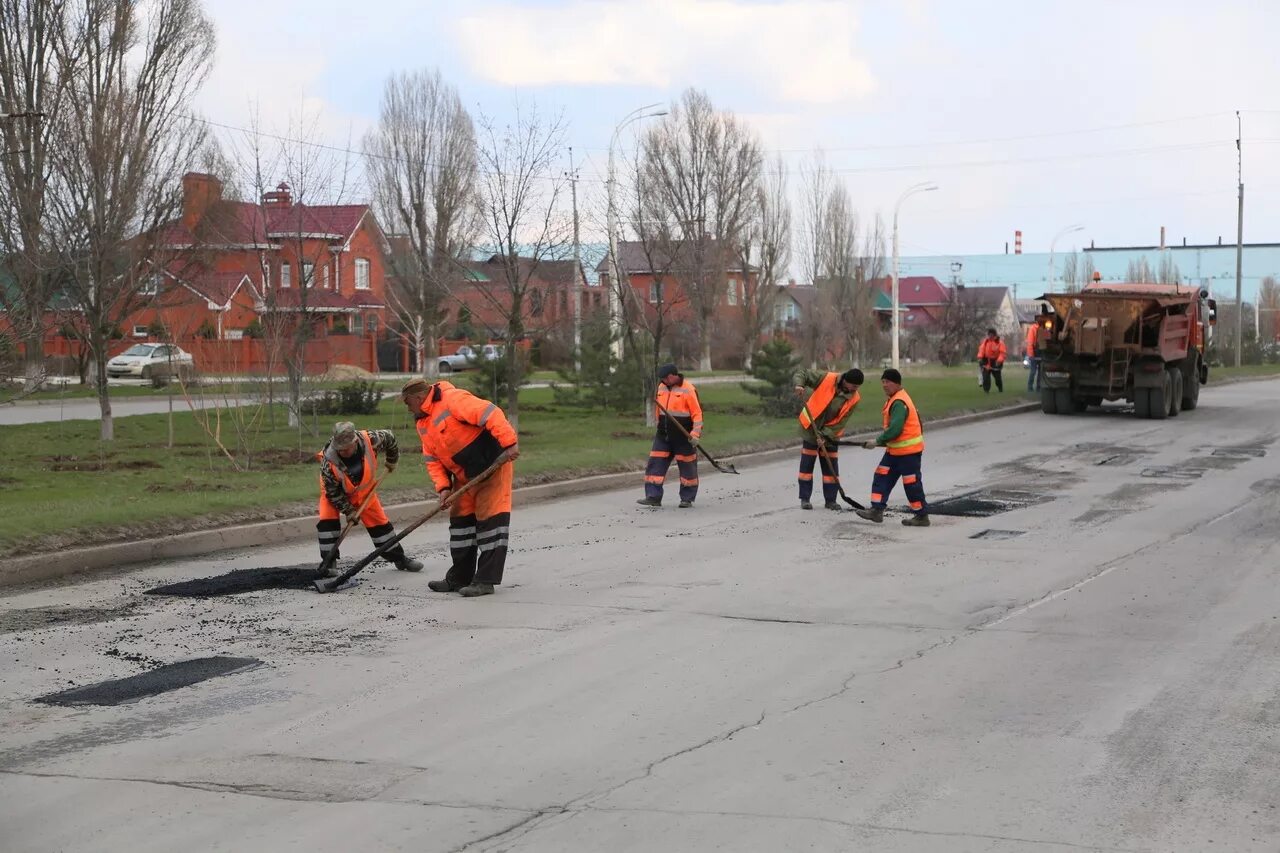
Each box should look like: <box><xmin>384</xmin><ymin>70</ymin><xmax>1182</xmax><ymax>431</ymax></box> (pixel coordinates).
<box><xmin>903</xmin><ymin>475</ymin><xmax>918</xmax><ymax>484</ymax></box>
<box><xmin>887</xmin><ymin>435</ymin><xmax>924</xmax><ymax>450</ymax></box>
<box><xmin>450</xmin><ymin>541</ymin><xmax>476</xmax><ymax>551</ymax></box>
<box><xmin>317</xmin><ymin>530</ymin><xmax>342</xmax><ymax>541</ymax></box>
<box><xmin>875</xmin><ymin>466</ymin><xmax>890</xmax><ymax>475</ymax></box>
<box><xmin>821</xmin><ymin>476</ymin><xmax>837</xmax><ymax>483</ymax></box>
<box><xmin>645</xmin><ymin>475</ymin><xmax>665</xmax><ymax>484</ymax></box>
<box><xmin>423</xmin><ymin>454</ymin><xmax>438</xmax><ymax>463</ymax></box>
<box><xmin>478</xmin><ymin>540</ymin><xmax>508</xmax><ymax>554</ymax></box>
<box><xmin>679</xmin><ymin>477</ymin><xmax>699</xmax><ymax>486</ymax></box>
<box><xmin>801</xmin><ymin>448</ymin><xmax>818</xmax><ymax>457</ymax></box>
<box><xmin>870</xmin><ymin>492</ymin><xmax>884</xmax><ymax>502</ymax></box>
<box><xmin>797</xmin><ymin>473</ymin><xmax>814</xmax><ymax>481</ymax></box>
<box><xmin>477</xmin><ymin>526</ymin><xmax>510</xmax><ymax>542</ymax></box>
<box><xmin>909</xmin><ymin>501</ymin><xmax>924</xmax><ymax>510</ymax></box>
<box><xmin>692</xmin><ymin>420</ymin><xmax>703</xmax><ymax>428</ymax></box>
<box><xmin>650</xmin><ymin>450</ymin><xmax>672</xmax><ymax>458</ymax></box>
<box><xmin>674</xmin><ymin>454</ymin><xmax>697</xmax><ymax>462</ymax></box>
<box><xmin>370</xmin><ymin>532</ymin><xmax>398</xmax><ymax>545</ymax></box>
<box><xmin>433</xmin><ymin>408</ymin><xmax>452</xmax><ymax>426</ymax></box>
<box><xmin>478</xmin><ymin>403</ymin><xmax>496</xmax><ymax>427</ymax></box>
<box><xmin>449</xmin><ymin>526</ymin><xmax>477</xmax><ymax>538</ymax></box>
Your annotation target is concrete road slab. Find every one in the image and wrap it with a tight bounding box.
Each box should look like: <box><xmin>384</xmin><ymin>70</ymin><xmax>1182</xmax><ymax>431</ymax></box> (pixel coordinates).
<box><xmin>1</xmin><ymin>379</ymin><xmax>1278</xmax><ymax>851</ymax></box>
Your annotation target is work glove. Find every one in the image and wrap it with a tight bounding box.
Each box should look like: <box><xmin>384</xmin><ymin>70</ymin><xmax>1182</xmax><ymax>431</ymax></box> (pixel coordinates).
<box><xmin>385</xmin><ymin>462</ymin><xmax>396</xmax><ymax>473</ymax></box>
<box><xmin>863</xmin><ymin>439</ymin><xmax>879</xmax><ymax>450</ymax></box>
<box><xmin>689</xmin><ymin>436</ymin><xmax>700</xmax><ymax>449</ymax></box>
<box><xmin>344</xmin><ymin>508</ymin><xmax>361</xmax><ymax>524</ymax></box>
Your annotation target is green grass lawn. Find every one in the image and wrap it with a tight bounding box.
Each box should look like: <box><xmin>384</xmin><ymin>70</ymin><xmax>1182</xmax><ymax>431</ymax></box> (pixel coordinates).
<box><xmin>0</xmin><ymin>370</ymin><xmax>1036</xmax><ymax>550</ymax></box>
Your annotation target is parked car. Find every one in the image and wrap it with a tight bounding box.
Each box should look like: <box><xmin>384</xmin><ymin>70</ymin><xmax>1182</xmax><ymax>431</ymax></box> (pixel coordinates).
<box><xmin>106</xmin><ymin>342</ymin><xmax>195</xmax><ymax>380</ymax></box>
<box><xmin>437</xmin><ymin>344</ymin><xmax>502</xmax><ymax>373</ymax></box>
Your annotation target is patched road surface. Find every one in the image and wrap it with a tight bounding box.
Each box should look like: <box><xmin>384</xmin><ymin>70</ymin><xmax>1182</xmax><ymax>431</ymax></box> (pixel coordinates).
<box><xmin>3</xmin><ymin>380</ymin><xmax>1279</xmax><ymax>851</ymax></box>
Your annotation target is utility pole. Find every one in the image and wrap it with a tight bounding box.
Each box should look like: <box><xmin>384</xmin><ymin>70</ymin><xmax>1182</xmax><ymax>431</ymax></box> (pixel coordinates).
<box><xmin>1235</xmin><ymin>110</ymin><xmax>1244</xmax><ymax>368</ymax></box>
<box><xmin>566</xmin><ymin>147</ymin><xmax>582</xmax><ymax>373</ymax></box>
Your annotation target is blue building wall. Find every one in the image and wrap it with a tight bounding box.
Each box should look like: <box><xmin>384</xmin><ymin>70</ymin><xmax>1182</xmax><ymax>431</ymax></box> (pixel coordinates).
<box><xmin>897</xmin><ymin>243</ymin><xmax>1280</xmax><ymax>303</ymax></box>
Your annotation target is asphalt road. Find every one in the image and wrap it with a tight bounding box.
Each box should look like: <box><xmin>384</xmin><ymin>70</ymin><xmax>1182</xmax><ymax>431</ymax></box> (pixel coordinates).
<box><xmin>2</xmin><ymin>379</ymin><xmax>1278</xmax><ymax>852</ymax></box>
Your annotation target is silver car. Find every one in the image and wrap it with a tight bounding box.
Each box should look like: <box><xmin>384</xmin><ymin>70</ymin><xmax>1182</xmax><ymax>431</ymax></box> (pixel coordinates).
<box><xmin>106</xmin><ymin>343</ymin><xmax>195</xmax><ymax>380</ymax></box>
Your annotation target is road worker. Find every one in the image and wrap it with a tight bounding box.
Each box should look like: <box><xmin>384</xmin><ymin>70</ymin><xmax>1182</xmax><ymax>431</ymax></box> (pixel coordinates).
<box><xmin>317</xmin><ymin>421</ymin><xmax>422</xmax><ymax>576</ymax></box>
<box><xmin>792</xmin><ymin>367</ymin><xmax>863</xmax><ymax>510</ymax></box>
<box><xmin>638</xmin><ymin>364</ymin><xmax>703</xmax><ymax>509</ymax></box>
<box><xmin>855</xmin><ymin>368</ymin><xmax>930</xmax><ymax>527</ymax></box>
<box><xmin>1025</xmin><ymin>321</ymin><xmax>1041</xmax><ymax>392</ymax></box>
<box><xmin>977</xmin><ymin>328</ymin><xmax>1007</xmax><ymax>393</ymax></box>
<box><xmin>400</xmin><ymin>378</ymin><xmax>520</xmax><ymax>598</ymax></box>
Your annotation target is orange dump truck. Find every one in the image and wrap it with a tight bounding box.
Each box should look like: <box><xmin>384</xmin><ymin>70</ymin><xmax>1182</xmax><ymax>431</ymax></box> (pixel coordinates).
<box><xmin>1034</xmin><ymin>282</ymin><xmax>1216</xmax><ymax>419</ymax></box>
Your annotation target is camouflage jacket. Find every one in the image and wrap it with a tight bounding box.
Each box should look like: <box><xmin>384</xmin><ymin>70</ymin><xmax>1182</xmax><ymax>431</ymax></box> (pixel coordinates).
<box><xmin>319</xmin><ymin>429</ymin><xmax>399</xmax><ymax>514</ymax></box>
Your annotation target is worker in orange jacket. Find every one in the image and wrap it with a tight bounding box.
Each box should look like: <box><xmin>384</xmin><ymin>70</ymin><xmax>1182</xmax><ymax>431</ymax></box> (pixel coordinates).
<box><xmin>316</xmin><ymin>421</ymin><xmax>423</xmax><ymax>576</ymax></box>
<box><xmin>401</xmin><ymin>378</ymin><xmax>520</xmax><ymax>598</ymax></box>
<box><xmin>976</xmin><ymin>328</ymin><xmax>1007</xmax><ymax>393</ymax></box>
<box><xmin>1024</xmin><ymin>322</ymin><xmax>1041</xmax><ymax>392</ymax></box>
<box><xmin>638</xmin><ymin>363</ymin><xmax>703</xmax><ymax>508</ymax></box>
<box><xmin>855</xmin><ymin>368</ymin><xmax>930</xmax><ymax>527</ymax></box>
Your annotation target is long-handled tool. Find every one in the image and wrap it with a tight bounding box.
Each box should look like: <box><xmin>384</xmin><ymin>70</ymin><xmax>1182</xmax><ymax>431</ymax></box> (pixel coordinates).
<box><xmin>315</xmin><ymin>469</ymin><xmax>392</xmax><ymax>576</ymax></box>
<box><xmin>653</xmin><ymin>397</ymin><xmax>739</xmax><ymax>475</ymax></box>
<box><xmin>314</xmin><ymin>452</ymin><xmax>511</xmax><ymax>593</ymax></box>
<box><xmin>800</xmin><ymin>401</ymin><xmax>866</xmax><ymax>510</ymax></box>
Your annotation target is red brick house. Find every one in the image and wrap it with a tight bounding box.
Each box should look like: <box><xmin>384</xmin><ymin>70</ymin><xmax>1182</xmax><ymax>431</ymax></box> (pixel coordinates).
<box><xmin>871</xmin><ymin>275</ymin><xmax>951</xmax><ymax>332</ymax></box>
<box><xmin>448</xmin><ymin>255</ymin><xmax>592</xmax><ymax>338</ymax></box>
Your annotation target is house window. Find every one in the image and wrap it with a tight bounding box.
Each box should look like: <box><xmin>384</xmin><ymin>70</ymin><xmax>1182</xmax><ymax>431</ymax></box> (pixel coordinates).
<box><xmin>302</xmin><ymin>262</ymin><xmax>314</xmax><ymax>287</ymax></box>
<box><xmin>355</xmin><ymin>258</ymin><xmax>370</xmax><ymax>290</ymax></box>
<box><xmin>322</xmin><ymin>265</ymin><xmax>330</xmax><ymax>290</ymax></box>
<box><xmin>529</xmin><ymin>289</ymin><xmax>544</xmax><ymax>317</ymax></box>
<box><xmin>650</xmin><ymin>281</ymin><xmax>664</xmax><ymax>304</ymax></box>
<box><xmin>140</xmin><ymin>275</ymin><xmax>161</xmax><ymax>296</ymax></box>
<box><xmin>132</xmin><ymin>324</ymin><xmax>148</xmax><ymax>338</ymax></box>
<box><xmin>593</xmin><ymin>292</ymin><xmax>602</xmax><ymax>307</ymax></box>
<box><xmin>351</xmin><ymin>314</ymin><xmax>363</xmax><ymax>335</ymax></box>
<box><xmin>366</xmin><ymin>315</ymin><xmax>378</xmax><ymax>336</ymax></box>
<box><xmin>559</xmin><ymin>291</ymin><xmax>568</xmax><ymax>314</ymax></box>
<box><xmin>281</xmin><ymin>263</ymin><xmax>291</xmax><ymax>288</ymax></box>
<box><xmin>727</xmin><ymin>278</ymin><xmax>738</xmax><ymax>306</ymax></box>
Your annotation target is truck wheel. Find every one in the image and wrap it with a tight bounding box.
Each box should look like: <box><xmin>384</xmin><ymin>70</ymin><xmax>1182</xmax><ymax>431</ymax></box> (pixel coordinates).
<box><xmin>1169</xmin><ymin>370</ymin><xmax>1183</xmax><ymax>417</ymax></box>
<box><xmin>1134</xmin><ymin>388</ymin><xmax>1151</xmax><ymax>418</ymax></box>
<box><xmin>1040</xmin><ymin>387</ymin><xmax>1058</xmax><ymax>414</ymax></box>
<box><xmin>1054</xmin><ymin>388</ymin><xmax>1074</xmax><ymax>415</ymax></box>
<box><xmin>1182</xmin><ymin>371</ymin><xmax>1200</xmax><ymax>410</ymax></box>
<box><xmin>438</xmin><ymin>361</ymin><xmax>453</xmax><ymax>374</ymax></box>
<box><xmin>1148</xmin><ymin>373</ymin><xmax>1170</xmax><ymax>420</ymax></box>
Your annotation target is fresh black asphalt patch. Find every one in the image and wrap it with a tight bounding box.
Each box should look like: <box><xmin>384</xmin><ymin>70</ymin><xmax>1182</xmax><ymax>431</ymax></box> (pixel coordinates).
<box><xmin>35</xmin><ymin>656</ymin><xmax>262</xmax><ymax>706</ymax></box>
<box><xmin>144</xmin><ymin>565</ymin><xmax>321</xmax><ymax>597</ymax></box>
<box><xmin>928</xmin><ymin>490</ymin><xmax>1052</xmax><ymax>518</ymax></box>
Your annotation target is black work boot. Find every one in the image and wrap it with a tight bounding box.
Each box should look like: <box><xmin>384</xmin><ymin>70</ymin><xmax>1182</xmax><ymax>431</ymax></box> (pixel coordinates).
<box><xmin>855</xmin><ymin>507</ymin><xmax>884</xmax><ymax>523</ymax></box>
<box><xmin>678</xmin><ymin>500</ymin><xmax>693</xmax><ymax>508</ymax></box>
<box><xmin>427</xmin><ymin>578</ymin><xmax>465</xmax><ymax>592</ymax></box>
<box><xmin>459</xmin><ymin>583</ymin><xmax>495</xmax><ymax>597</ymax></box>
<box><xmin>636</xmin><ymin>497</ymin><xmax>661</xmax><ymax>507</ymax></box>
<box><xmin>394</xmin><ymin>556</ymin><xmax>424</xmax><ymax>572</ymax></box>
<box><xmin>800</xmin><ymin>500</ymin><xmax>813</xmax><ymax>510</ymax></box>
<box><xmin>901</xmin><ymin>514</ymin><xmax>931</xmax><ymax>527</ymax></box>
<box><xmin>824</xmin><ymin>501</ymin><xmax>842</xmax><ymax>511</ymax></box>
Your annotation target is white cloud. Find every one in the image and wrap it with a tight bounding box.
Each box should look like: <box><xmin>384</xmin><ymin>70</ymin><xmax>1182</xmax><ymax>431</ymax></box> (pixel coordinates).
<box><xmin>455</xmin><ymin>0</ymin><xmax>876</xmax><ymax>104</ymax></box>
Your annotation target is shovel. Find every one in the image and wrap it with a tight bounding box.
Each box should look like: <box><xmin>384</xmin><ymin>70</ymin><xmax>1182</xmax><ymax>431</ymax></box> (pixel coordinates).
<box><xmin>653</xmin><ymin>398</ymin><xmax>739</xmax><ymax>475</ymax></box>
<box><xmin>800</xmin><ymin>402</ymin><xmax>866</xmax><ymax>511</ymax></box>
<box><xmin>314</xmin><ymin>452</ymin><xmax>512</xmax><ymax>593</ymax></box>
<box><xmin>315</xmin><ymin>470</ymin><xmax>392</xmax><ymax>577</ymax></box>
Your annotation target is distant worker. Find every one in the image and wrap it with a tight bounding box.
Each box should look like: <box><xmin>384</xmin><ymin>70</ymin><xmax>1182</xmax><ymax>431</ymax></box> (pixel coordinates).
<box><xmin>317</xmin><ymin>421</ymin><xmax>422</xmax><ymax>576</ymax></box>
<box><xmin>638</xmin><ymin>364</ymin><xmax>703</xmax><ymax>509</ymax></box>
<box><xmin>793</xmin><ymin>367</ymin><xmax>863</xmax><ymax>510</ymax></box>
<box><xmin>401</xmin><ymin>378</ymin><xmax>520</xmax><ymax>598</ymax></box>
<box><xmin>977</xmin><ymin>328</ymin><xmax>1007</xmax><ymax>393</ymax></box>
<box><xmin>1025</xmin><ymin>320</ymin><xmax>1041</xmax><ymax>392</ymax></box>
<box><xmin>855</xmin><ymin>369</ymin><xmax>930</xmax><ymax>527</ymax></box>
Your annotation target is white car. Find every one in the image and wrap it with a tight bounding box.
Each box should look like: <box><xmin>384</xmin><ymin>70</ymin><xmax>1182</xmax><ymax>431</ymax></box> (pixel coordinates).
<box><xmin>437</xmin><ymin>344</ymin><xmax>503</xmax><ymax>373</ymax></box>
<box><xmin>107</xmin><ymin>342</ymin><xmax>195</xmax><ymax>380</ymax></box>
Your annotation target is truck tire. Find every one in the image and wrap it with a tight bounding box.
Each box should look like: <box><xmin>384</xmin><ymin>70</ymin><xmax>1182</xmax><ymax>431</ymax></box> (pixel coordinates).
<box><xmin>1182</xmin><ymin>371</ymin><xmax>1200</xmax><ymax>410</ymax></box>
<box><xmin>438</xmin><ymin>361</ymin><xmax>453</xmax><ymax>374</ymax></box>
<box><xmin>1054</xmin><ymin>388</ymin><xmax>1074</xmax><ymax>414</ymax></box>
<box><xmin>1148</xmin><ymin>372</ymin><xmax>1171</xmax><ymax>420</ymax></box>
<box><xmin>1040</xmin><ymin>387</ymin><xmax>1059</xmax><ymax>414</ymax></box>
<box><xmin>1134</xmin><ymin>388</ymin><xmax>1151</xmax><ymax>418</ymax></box>
<box><xmin>1169</xmin><ymin>370</ymin><xmax>1183</xmax><ymax>417</ymax></box>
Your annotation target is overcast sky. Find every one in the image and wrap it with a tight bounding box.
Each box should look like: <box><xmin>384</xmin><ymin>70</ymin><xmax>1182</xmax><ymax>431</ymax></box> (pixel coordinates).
<box><xmin>194</xmin><ymin>0</ymin><xmax>1280</xmax><ymax>258</ymax></box>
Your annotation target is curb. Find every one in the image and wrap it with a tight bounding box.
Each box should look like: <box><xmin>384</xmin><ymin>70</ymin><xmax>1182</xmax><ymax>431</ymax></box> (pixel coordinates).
<box><xmin>0</xmin><ymin>400</ymin><xmax>1036</xmax><ymax>590</ymax></box>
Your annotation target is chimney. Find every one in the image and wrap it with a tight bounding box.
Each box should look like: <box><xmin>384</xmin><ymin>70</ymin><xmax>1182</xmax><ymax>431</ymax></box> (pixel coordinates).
<box><xmin>262</xmin><ymin>181</ymin><xmax>293</xmax><ymax>208</ymax></box>
<box><xmin>1159</xmin><ymin>226</ymin><xmax>1165</xmax><ymax>250</ymax></box>
<box><xmin>1014</xmin><ymin>230</ymin><xmax>1022</xmax><ymax>255</ymax></box>
<box><xmin>181</xmin><ymin>172</ymin><xmax>223</xmax><ymax>230</ymax></box>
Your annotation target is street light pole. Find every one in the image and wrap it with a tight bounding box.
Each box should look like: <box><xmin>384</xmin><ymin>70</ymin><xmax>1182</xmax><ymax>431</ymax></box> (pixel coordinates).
<box><xmin>891</xmin><ymin>181</ymin><xmax>938</xmax><ymax>370</ymax></box>
<box><xmin>607</xmin><ymin>104</ymin><xmax>666</xmax><ymax>362</ymax></box>
<box><xmin>1048</xmin><ymin>224</ymin><xmax>1085</xmax><ymax>288</ymax></box>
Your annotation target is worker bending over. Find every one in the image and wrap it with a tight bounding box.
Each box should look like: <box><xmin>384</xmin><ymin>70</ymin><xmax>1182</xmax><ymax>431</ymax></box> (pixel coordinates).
<box><xmin>793</xmin><ymin>368</ymin><xmax>863</xmax><ymax>510</ymax></box>
<box><xmin>638</xmin><ymin>364</ymin><xmax>703</xmax><ymax>509</ymax></box>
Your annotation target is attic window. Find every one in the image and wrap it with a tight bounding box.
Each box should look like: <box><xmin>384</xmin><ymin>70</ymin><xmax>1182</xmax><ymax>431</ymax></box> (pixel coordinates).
<box><xmin>913</xmin><ymin>284</ymin><xmax>921</xmax><ymax>293</ymax></box>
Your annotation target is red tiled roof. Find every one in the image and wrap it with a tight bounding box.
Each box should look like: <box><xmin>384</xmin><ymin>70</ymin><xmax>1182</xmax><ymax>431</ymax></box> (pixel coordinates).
<box><xmin>158</xmin><ymin>201</ymin><xmax>369</xmax><ymax>247</ymax></box>
<box><xmin>871</xmin><ymin>276</ymin><xmax>951</xmax><ymax>306</ymax></box>
<box><xmin>262</xmin><ymin>288</ymin><xmax>360</xmax><ymax>312</ymax></box>
<box><xmin>183</xmin><ymin>271</ymin><xmax>251</xmax><ymax>306</ymax></box>
<box><xmin>265</xmin><ymin>205</ymin><xmax>368</xmax><ymax>239</ymax></box>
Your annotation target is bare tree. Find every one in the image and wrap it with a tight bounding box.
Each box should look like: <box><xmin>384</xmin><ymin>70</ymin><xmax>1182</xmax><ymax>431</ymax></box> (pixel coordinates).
<box><xmin>936</xmin><ymin>287</ymin><xmax>995</xmax><ymax>366</ymax></box>
<box><xmin>1126</xmin><ymin>257</ymin><xmax>1155</xmax><ymax>283</ymax></box>
<box><xmin>0</xmin><ymin>0</ymin><xmax>78</xmax><ymax>391</ymax></box>
<box><xmin>1078</xmin><ymin>253</ymin><xmax>1097</xmax><ymax>291</ymax></box>
<box><xmin>1259</xmin><ymin>275</ymin><xmax>1279</xmax><ymax>343</ymax></box>
<box><xmin>47</xmin><ymin>0</ymin><xmax>214</xmax><ymax>441</ymax></box>
<box><xmin>1060</xmin><ymin>251</ymin><xmax>1079</xmax><ymax>290</ymax></box>
<box><xmin>1156</xmin><ymin>253</ymin><xmax>1181</xmax><ymax>284</ymax></box>
<box><xmin>364</xmin><ymin>68</ymin><xmax>478</xmax><ymax>379</ymax></box>
<box><xmin>475</xmin><ymin>100</ymin><xmax>569</xmax><ymax>428</ymax></box>
<box><xmin>639</xmin><ymin>88</ymin><xmax>763</xmax><ymax>371</ymax></box>
<box><xmin>736</xmin><ymin>155</ymin><xmax>791</xmax><ymax>371</ymax></box>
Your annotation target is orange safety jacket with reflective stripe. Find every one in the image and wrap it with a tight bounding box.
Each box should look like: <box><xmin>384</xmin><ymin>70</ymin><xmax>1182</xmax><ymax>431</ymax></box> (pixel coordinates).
<box><xmin>655</xmin><ymin>379</ymin><xmax>703</xmax><ymax>438</ymax></box>
<box><xmin>883</xmin><ymin>389</ymin><xmax>924</xmax><ymax>456</ymax></box>
<box><xmin>798</xmin><ymin>371</ymin><xmax>860</xmax><ymax>437</ymax></box>
<box><xmin>977</xmin><ymin>338</ymin><xmax>1007</xmax><ymax>364</ymax></box>
<box><xmin>320</xmin><ymin>430</ymin><xmax>378</xmax><ymax>512</ymax></box>
<box><xmin>414</xmin><ymin>381</ymin><xmax>518</xmax><ymax>492</ymax></box>
<box><xmin>1025</xmin><ymin>323</ymin><xmax>1038</xmax><ymax>358</ymax></box>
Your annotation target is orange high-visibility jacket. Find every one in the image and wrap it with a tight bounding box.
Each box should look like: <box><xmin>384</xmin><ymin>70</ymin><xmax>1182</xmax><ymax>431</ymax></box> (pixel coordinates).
<box><xmin>414</xmin><ymin>382</ymin><xmax>518</xmax><ymax>492</ymax></box>
<box><xmin>655</xmin><ymin>380</ymin><xmax>703</xmax><ymax>439</ymax></box>
<box><xmin>1024</xmin><ymin>323</ymin><xmax>1038</xmax><ymax>357</ymax></box>
<box><xmin>977</xmin><ymin>338</ymin><xmax>1007</xmax><ymax>364</ymax></box>
<box><xmin>883</xmin><ymin>389</ymin><xmax>924</xmax><ymax>456</ymax></box>
<box><xmin>319</xmin><ymin>430</ymin><xmax>379</xmax><ymax>512</ymax></box>
<box><xmin>798</xmin><ymin>371</ymin><xmax>860</xmax><ymax>437</ymax></box>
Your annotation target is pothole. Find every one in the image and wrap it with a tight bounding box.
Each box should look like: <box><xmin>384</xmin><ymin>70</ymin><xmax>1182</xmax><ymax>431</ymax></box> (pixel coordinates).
<box><xmin>1212</xmin><ymin>446</ymin><xmax>1267</xmax><ymax>458</ymax></box>
<box><xmin>968</xmin><ymin>529</ymin><xmax>1026</xmax><ymax>540</ymax></box>
<box><xmin>927</xmin><ymin>489</ymin><xmax>1052</xmax><ymax>518</ymax></box>
<box><xmin>35</xmin><ymin>656</ymin><xmax>262</xmax><ymax>706</ymax></box>
<box><xmin>145</xmin><ymin>565</ymin><xmax>321</xmax><ymax>597</ymax></box>
<box><xmin>0</xmin><ymin>604</ymin><xmax>137</xmax><ymax>635</ymax></box>
<box><xmin>1140</xmin><ymin>466</ymin><xmax>1204</xmax><ymax>480</ymax></box>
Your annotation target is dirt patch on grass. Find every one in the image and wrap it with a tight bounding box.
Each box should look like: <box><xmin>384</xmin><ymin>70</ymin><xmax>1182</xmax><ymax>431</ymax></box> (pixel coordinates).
<box><xmin>44</xmin><ymin>456</ymin><xmax>161</xmax><ymax>473</ymax></box>
<box><xmin>610</xmin><ymin>430</ymin><xmax>648</xmax><ymax>439</ymax></box>
<box><xmin>252</xmin><ymin>448</ymin><xmax>317</xmax><ymax>468</ymax></box>
<box><xmin>146</xmin><ymin>478</ymin><xmax>235</xmax><ymax>493</ymax></box>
